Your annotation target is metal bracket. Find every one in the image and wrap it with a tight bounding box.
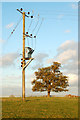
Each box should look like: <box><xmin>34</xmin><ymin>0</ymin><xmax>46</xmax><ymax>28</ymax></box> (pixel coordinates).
<box><xmin>23</xmin><ymin>58</ymin><xmax>34</xmax><ymax>70</ymax></box>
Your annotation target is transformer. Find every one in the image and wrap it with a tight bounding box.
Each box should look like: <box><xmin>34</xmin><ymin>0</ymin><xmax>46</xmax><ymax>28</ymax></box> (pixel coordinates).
<box><xmin>25</xmin><ymin>47</ymin><xmax>34</xmax><ymax>60</ymax></box>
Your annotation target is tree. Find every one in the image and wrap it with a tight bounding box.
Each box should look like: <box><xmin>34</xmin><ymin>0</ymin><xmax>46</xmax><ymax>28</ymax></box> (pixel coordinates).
<box><xmin>32</xmin><ymin>62</ymin><xmax>69</xmax><ymax>97</ymax></box>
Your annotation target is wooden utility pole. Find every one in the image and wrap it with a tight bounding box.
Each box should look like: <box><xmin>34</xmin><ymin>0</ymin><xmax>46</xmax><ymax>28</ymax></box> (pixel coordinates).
<box><xmin>17</xmin><ymin>8</ymin><xmax>34</xmax><ymax>101</ymax></box>
<box><xmin>22</xmin><ymin>12</ymin><xmax>25</xmax><ymax>101</ymax></box>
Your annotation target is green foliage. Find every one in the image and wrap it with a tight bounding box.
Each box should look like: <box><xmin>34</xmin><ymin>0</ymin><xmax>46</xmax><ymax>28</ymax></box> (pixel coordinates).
<box><xmin>32</xmin><ymin>62</ymin><xmax>69</xmax><ymax>96</ymax></box>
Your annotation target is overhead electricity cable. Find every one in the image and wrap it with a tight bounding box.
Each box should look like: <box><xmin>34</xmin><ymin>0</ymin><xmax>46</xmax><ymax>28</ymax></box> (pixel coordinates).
<box><xmin>35</xmin><ymin>18</ymin><xmax>44</xmax><ymax>36</ymax></box>
<box><xmin>3</xmin><ymin>16</ymin><xmax>22</xmax><ymax>53</ymax></box>
<box><xmin>34</xmin><ymin>18</ymin><xmax>44</xmax><ymax>50</ymax></box>
<box><xmin>7</xmin><ymin>16</ymin><xmax>22</xmax><ymax>41</ymax></box>
<box><xmin>27</xmin><ymin>20</ymin><xmax>33</xmax><ymax>32</ymax></box>
<box><xmin>26</xmin><ymin>10</ymin><xmax>34</xmax><ymax>48</ymax></box>
<box><xmin>27</xmin><ymin>37</ymin><xmax>29</xmax><ymax>46</ymax></box>
<box><xmin>32</xmin><ymin>14</ymin><xmax>40</xmax><ymax>34</ymax></box>
<box><xmin>27</xmin><ymin>10</ymin><xmax>34</xmax><ymax>32</ymax></box>
<box><xmin>27</xmin><ymin>14</ymin><xmax>39</xmax><ymax>49</ymax></box>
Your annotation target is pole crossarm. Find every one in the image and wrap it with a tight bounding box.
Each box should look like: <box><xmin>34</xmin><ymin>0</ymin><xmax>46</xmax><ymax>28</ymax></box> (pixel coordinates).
<box><xmin>17</xmin><ymin>9</ymin><xmax>23</xmax><ymax>14</ymax></box>
<box><xmin>24</xmin><ymin>34</ymin><xmax>32</xmax><ymax>38</ymax></box>
<box><xmin>23</xmin><ymin>58</ymin><xmax>34</xmax><ymax>70</ymax></box>
<box><xmin>17</xmin><ymin>9</ymin><xmax>29</xmax><ymax>17</ymax></box>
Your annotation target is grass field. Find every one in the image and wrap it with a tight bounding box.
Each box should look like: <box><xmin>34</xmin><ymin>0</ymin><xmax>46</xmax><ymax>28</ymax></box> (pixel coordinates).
<box><xmin>2</xmin><ymin>96</ymin><xmax>78</xmax><ymax>118</ymax></box>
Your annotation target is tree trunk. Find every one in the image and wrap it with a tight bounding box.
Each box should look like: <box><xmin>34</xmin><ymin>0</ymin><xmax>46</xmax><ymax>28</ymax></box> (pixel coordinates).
<box><xmin>48</xmin><ymin>90</ymin><xmax>50</xmax><ymax>97</ymax></box>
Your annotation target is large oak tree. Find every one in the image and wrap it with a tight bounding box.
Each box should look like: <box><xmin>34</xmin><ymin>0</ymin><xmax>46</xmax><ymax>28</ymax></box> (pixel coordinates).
<box><xmin>32</xmin><ymin>62</ymin><xmax>69</xmax><ymax>97</ymax></box>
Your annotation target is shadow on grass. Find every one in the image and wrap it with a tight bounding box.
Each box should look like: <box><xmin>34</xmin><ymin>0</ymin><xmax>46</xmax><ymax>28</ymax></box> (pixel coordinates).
<box><xmin>25</xmin><ymin>100</ymin><xmax>31</xmax><ymax>102</ymax></box>
<box><xmin>25</xmin><ymin>98</ymin><xmax>41</xmax><ymax>102</ymax></box>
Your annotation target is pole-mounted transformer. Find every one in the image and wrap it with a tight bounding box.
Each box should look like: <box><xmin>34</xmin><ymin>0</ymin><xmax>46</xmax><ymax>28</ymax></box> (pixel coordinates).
<box><xmin>25</xmin><ymin>47</ymin><xmax>34</xmax><ymax>60</ymax></box>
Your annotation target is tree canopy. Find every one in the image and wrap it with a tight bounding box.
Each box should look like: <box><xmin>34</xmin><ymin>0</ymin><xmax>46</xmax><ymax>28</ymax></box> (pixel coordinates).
<box><xmin>32</xmin><ymin>62</ymin><xmax>69</xmax><ymax>97</ymax></box>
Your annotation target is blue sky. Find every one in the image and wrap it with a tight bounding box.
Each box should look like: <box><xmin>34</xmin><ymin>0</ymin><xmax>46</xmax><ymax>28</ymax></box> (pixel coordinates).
<box><xmin>0</xmin><ymin>2</ymin><xmax>78</xmax><ymax>97</ymax></box>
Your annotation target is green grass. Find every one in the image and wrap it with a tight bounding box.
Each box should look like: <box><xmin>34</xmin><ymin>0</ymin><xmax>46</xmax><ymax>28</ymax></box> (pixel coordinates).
<box><xmin>2</xmin><ymin>96</ymin><xmax>78</xmax><ymax>118</ymax></box>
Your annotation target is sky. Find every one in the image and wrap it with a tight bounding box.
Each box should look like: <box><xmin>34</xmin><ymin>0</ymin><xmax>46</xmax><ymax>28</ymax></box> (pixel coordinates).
<box><xmin>0</xmin><ymin>1</ymin><xmax>79</xmax><ymax>97</ymax></box>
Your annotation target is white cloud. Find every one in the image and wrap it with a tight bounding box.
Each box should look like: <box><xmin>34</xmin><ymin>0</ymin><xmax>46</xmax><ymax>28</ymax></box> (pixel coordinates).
<box><xmin>46</xmin><ymin>58</ymin><xmax>54</xmax><ymax>64</ymax></box>
<box><xmin>74</xmin><ymin>0</ymin><xmax>79</xmax><ymax>2</ymax></box>
<box><xmin>57</xmin><ymin>40</ymin><xmax>77</xmax><ymax>52</ymax></box>
<box><xmin>6</xmin><ymin>23</ymin><xmax>14</xmax><ymax>29</ymax></box>
<box><xmin>56</xmin><ymin>41</ymin><xmax>78</xmax><ymax>74</ymax></box>
<box><xmin>65</xmin><ymin>30</ymin><xmax>71</xmax><ymax>33</ymax></box>
<box><xmin>45</xmin><ymin>40</ymin><xmax>78</xmax><ymax>88</ymax></box>
<box><xmin>31</xmin><ymin>53</ymin><xmax>49</xmax><ymax>70</ymax></box>
<box><xmin>58</xmin><ymin>14</ymin><xmax>64</xmax><ymax>19</ymax></box>
<box><xmin>0</xmin><ymin>39</ymin><xmax>5</xmax><ymax>43</ymax></box>
<box><xmin>6</xmin><ymin>75</ymin><xmax>21</xmax><ymax>81</ymax></box>
<box><xmin>34</xmin><ymin>53</ymin><xmax>49</xmax><ymax>62</ymax></box>
<box><xmin>46</xmin><ymin>40</ymin><xmax>78</xmax><ymax>67</ymax></box>
<box><xmin>46</xmin><ymin>40</ymin><xmax>78</xmax><ymax>64</ymax></box>
<box><xmin>31</xmin><ymin>63</ymin><xmax>43</xmax><ymax>70</ymax></box>
<box><xmin>59</xmin><ymin>40</ymin><xmax>71</xmax><ymax>48</ymax></box>
<box><xmin>68</xmin><ymin>73</ymin><xmax>78</xmax><ymax>85</ymax></box>
<box><xmin>71</xmin><ymin>3</ymin><xmax>78</xmax><ymax>9</ymax></box>
<box><xmin>56</xmin><ymin>40</ymin><xmax>78</xmax><ymax>71</ymax></box>
<box><xmin>25</xmin><ymin>73</ymin><xmax>35</xmax><ymax>82</ymax></box>
<box><xmin>57</xmin><ymin>49</ymin><xmax>76</xmax><ymax>63</ymax></box>
<box><xmin>0</xmin><ymin>52</ymin><xmax>19</xmax><ymax>67</ymax></box>
<box><xmin>2</xmin><ymin>74</ymin><xmax>22</xmax><ymax>87</ymax></box>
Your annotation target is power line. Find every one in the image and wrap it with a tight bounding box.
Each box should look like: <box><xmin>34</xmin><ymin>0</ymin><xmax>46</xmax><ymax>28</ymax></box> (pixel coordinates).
<box><xmin>26</xmin><ymin>14</ymin><xmax>40</xmax><ymax>49</ymax></box>
<box><xmin>33</xmin><ymin>18</ymin><xmax>44</xmax><ymax>50</ymax></box>
<box><xmin>3</xmin><ymin>16</ymin><xmax>23</xmax><ymax>54</ymax></box>
<box><xmin>27</xmin><ymin>19</ymin><xmax>33</xmax><ymax>32</ymax></box>
<box><xmin>32</xmin><ymin>14</ymin><xmax>40</xmax><ymax>34</ymax></box>
<box><xmin>7</xmin><ymin>16</ymin><xmax>22</xmax><ymax>41</ymax></box>
<box><xmin>35</xmin><ymin>18</ymin><xmax>44</xmax><ymax>36</ymax></box>
<box><xmin>27</xmin><ymin>10</ymin><xmax>34</xmax><ymax>32</ymax></box>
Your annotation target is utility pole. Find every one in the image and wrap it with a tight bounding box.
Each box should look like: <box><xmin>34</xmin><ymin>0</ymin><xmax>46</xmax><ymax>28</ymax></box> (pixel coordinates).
<box><xmin>17</xmin><ymin>8</ymin><xmax>34</xmax><ymax>101</ymax></box>
<box><xmin>22</xmin><ymin>12</ymin><xmax>25</xmax><ymax>101</ymax></box>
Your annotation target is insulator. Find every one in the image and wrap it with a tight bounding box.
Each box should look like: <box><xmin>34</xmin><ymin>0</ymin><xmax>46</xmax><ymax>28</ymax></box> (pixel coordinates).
<box><xmin>21</xmin><ymin>61</ymin><xmax>23</xmax><ymax>64</ymax></box>
<box><xmin>21</xmin><ymin>58</ymin><xmax>23</xmax><ymax>60</ymax></box>
<box><xmin>34</xmin><ymin>36</ymin><xmax>36</xmax><ymax>38</ymax></box>
<box><xmin>11</xmin><ymin>32</ymin><xmax>13</xmax><ymax>34</ymax></box>
<box><xmin>20</xmin><ymin>8</ymin><xmax>23</xmax><ymax>11</ymax></box>
<box><xmin>28</xmin><ymin>12</ymin><xmax>30</xmax><ymax>15</ymax></box>
<box><xmin>31</xmin><ymin>16</ymin><xmax>33</xmax><ymax>18</ymax></box>
<box><xmin>26</xmin><ymin>32</ymin><xmax>28</xmax><ymax>34</ymax></box>
<box><xmin>21</xmin><ymin>65</ymin><xmax>23</xmax><ymax>67</ymax></box>
<box><xmin>30</xmin><ymin>34</ymin><xmax>32</xmax><ymax>36</ymax></box>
